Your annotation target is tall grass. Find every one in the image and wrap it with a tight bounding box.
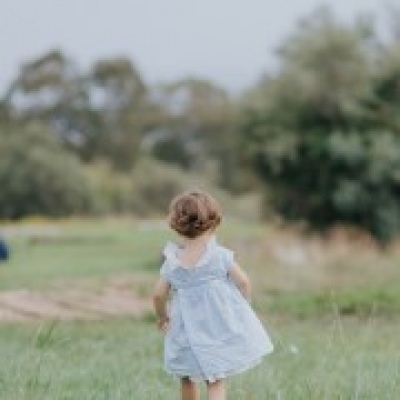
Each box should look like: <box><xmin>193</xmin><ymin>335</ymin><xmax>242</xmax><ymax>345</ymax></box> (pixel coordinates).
<box><xmin>0</xmin><ymin>317</ymin><xmax>399</xmax><ymax>399</ymax></box>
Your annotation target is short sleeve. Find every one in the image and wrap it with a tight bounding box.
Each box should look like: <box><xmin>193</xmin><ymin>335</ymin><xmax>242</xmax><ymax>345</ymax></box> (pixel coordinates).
<box><xmin>160</xmin><ymin>260</ymin><xmax>170</xmax><ymax>282</ymax></box>
<box><xmin>160</xmin><ymin>242</ymin><xmax>176</xmax><ymax>283</ymax></box>
<box><xmin>219</xmin><ymin>247</ymin><xmax>235</xmax><ymax>272</ymax></box>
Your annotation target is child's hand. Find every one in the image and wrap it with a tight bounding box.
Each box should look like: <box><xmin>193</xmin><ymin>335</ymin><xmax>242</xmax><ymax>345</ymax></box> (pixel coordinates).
<box><xmin>157</xmin><ymin>317</ymin><xmax>170</xmax><ymax>332</ymax></box>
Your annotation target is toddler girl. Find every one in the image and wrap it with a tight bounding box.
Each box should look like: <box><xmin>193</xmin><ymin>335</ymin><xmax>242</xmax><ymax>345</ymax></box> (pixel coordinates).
<box><xmin>153</xmin><ymin>191</ymin><xmax>273</xmax><ymax>400</ymax></box>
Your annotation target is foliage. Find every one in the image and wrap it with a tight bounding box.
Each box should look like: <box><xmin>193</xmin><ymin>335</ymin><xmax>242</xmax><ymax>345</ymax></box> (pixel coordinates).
<box><xmin>83</xmin><ymin>160</ymin><xmax>135</xmax><ymax>213</ymax></box>
<box><xmin>2</xmin><ymin>7</ymin><xmax>400</xmax><ymax>239</ymax></box>
<box><xmin>130</xmin><ymin>158</ymin><xmax>200</xmax><ymax>216</ymax></box>
<box><xmin>144</xmin><ymin>77</ymin><xmax>241</xmax><ymax>187</ymax></box>
<box><xmin>0</xmin><ymin>124</ymin><xmax>94</xmax><ymax>218</ymax></box>
<box><xmin>242</xmin><ymin>9</ymin><xmax>400</xmax><ymax>241</ymax></box>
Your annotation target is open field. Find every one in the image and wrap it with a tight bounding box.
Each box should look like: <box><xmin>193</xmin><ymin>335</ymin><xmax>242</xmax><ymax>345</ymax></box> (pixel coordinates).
<box><xmin>0</xmin><ymin>218</ymin><xmax>399</xmax><ymax>398</ymax></box>
<box><xmin>0</xmin><ymin>317</ymin><xmax>399</xmax><ymax>399</ymax></box>
<box><xmin>1</xmin><ymin>218</ymin><xmax>400</xmax><ymax>320</ymax></box>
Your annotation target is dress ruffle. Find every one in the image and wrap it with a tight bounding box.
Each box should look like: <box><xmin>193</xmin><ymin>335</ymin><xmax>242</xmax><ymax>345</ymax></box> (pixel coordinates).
<box><xmin>166</xmin><ymin>354</ymin><xmax>268</xmax><ymax>383</ymax></box>
<box><xmin>162</xmin><ymin>236</ymin><xmax>217</xmax><ymax>270</ymax></box>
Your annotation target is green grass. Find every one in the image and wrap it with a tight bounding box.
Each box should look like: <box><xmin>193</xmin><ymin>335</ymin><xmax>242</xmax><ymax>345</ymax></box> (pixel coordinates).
<box><xmin>0</xmin><ymin>218</ymin><xmax>400</xmax><ymax>398</ymax></box>
<box><xmin>1</xmin><ymin>217</ymin><xmax>400</xmax><ymax>319</ymax></box>
<box><xmin>0</xmin><ymin>317</ymin><xmax>399</xmax><ymax>399</ymax></box>
<box><xmin>261</xmin><ymin>285</ymin><xmax>400</xmax><ymax>319</ymax></box>
<box><xmin>0</xmin><ymin>219</ymin><xmax>170</xmax><ymax>290</ymax></box>
<box><xmin>0</xmin><ymin>218</ymin><xmax>266</xmax><ymax>290</ymax></box>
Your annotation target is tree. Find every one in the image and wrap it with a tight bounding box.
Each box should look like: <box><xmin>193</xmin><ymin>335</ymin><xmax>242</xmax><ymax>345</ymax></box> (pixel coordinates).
<box><xmin>3</xmin><ymin>50</ymin><xmax>101</xmax><ymax>155</ymax></box>
<box><xmin>144</xmin><ymin>78</ymin><xmax>242</xmax><ymax>189</ymax></box>
<box><xmin>4</xmin><ymin>52</ymin><xmax>151</xmax><ymax>171</ymax></box>
<box><xmin>243</xmin><ymin>8</ymin><xmax>400</xmax><ymax>241</ymax></box>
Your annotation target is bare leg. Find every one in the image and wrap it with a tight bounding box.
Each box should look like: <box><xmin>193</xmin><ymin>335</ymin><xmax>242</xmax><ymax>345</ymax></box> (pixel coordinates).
<box><xmin>207</xmin><ymin>379</ymin><xmax>226</xmax><ymax>400</ymax></box>
<box><xmin>181</xmin><ymin>377</ymin><xmax>200</xmax><ymax>400</ymax></box>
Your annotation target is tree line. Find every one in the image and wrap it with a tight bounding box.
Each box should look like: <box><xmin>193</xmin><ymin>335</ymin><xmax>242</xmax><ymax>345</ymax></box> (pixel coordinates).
<box><xmin>1</xmin><ymin>8</ymin><xmax>400</xmax><ymax>241</ymax></box>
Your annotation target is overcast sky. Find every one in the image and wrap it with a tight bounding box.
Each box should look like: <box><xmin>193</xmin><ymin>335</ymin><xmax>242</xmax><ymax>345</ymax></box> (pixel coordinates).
<box><xmin>1</xmin><ymin>0</ymin><xmax>392</xmax><ymax>94</ymax></box>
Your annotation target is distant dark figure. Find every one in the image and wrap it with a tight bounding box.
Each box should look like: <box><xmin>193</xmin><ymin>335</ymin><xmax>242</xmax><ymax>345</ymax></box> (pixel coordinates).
<box><xmin>0</xmin><ymin>238</ymin><xmax>9</xmax><ymax>261</ymax></box>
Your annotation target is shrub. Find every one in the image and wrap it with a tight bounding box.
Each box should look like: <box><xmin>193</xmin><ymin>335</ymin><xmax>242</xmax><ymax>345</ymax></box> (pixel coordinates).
<box><xmin>83</xmin><ymin>160</ymin><xmax>134</xmax><ymax>213</ymax></box>
<box><xmin>242</xmin><ymin>11</ymin><xmax>400</xmax><ymax>241</ymax></box>
<box><xmin>0</xmin><ymin>125</ymin><xmax>95</xmax><ymax>218</ymax></box>
<box><xmin>130</xmin><ymin>159</ymin><xmax>190</xmax><ymax>216</ymax></box>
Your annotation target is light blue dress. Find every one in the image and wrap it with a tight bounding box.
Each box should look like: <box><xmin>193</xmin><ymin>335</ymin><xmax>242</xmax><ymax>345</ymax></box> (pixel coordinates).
<box><xmin>160</xmin><ymin>236</ymin><xmax>273</xmax><ymax>382</ymax></box>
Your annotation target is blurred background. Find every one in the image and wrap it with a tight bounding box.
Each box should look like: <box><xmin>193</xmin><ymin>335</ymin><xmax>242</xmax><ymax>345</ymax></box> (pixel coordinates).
<box><xmin>1</xmin><ymin>1</ymin><xmax>400</xmax><ymax>398</ymax></box>
<box><xmin>2</xmin><ymin>0</ymin><xmax>400</xmax><ymax>239</ymax></box>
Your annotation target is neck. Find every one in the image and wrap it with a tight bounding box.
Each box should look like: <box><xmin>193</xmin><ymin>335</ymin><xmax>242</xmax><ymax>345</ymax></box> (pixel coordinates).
<box><xmin>183</xmin><ymin>231</ymin><xmax>213</xmax><ymax>247</ymax></box>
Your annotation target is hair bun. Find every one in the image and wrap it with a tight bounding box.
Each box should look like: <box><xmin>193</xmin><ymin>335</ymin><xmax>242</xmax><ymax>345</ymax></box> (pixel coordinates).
<box><xmin>168</xmin><ymin>191</ymin><xmax>222</xmax><ymax>238</ymax></box>
<box><xmin>188</xmin><ymin>214</ymin><xmax>198</xmax><ymax>223</ymax></box>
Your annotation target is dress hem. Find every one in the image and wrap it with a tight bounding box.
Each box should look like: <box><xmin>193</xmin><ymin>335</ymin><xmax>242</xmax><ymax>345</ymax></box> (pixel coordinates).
<box><xmin>165</xmin><ymin>347</ymin><xmax>273</xmax><ymax>383</ymax></box>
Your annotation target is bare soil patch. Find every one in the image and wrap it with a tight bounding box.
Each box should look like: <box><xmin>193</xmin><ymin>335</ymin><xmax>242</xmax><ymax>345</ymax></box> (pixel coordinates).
<box><xmin>0</xmin><ymin>279</ymin><xmax>152</xmax><ymax>322</ymax></box>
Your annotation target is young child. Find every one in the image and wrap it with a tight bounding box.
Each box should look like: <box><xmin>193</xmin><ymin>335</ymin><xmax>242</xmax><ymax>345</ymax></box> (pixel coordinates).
<box><xmin>153</xmin><ymin>191</ymin><xmax>273</xmax><ymax>400</ymax></box>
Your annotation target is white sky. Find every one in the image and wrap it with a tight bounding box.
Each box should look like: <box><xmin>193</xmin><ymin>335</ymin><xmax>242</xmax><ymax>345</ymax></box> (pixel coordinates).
<box><xmin>0</xmin><ymin>0</ymin><xmax>392</xmax><ymax>94</ymax></box>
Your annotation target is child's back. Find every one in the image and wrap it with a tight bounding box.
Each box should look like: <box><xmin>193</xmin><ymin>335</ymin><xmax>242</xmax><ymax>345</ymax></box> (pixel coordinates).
<box><xmin>152</xmin><ymin>190</ymin><xmax>273</xmax><ymax>400</ymax></box>
<box><xmin>161</xmin><ymin>236</ymin><xmax>273</xmax><ymax>383</ymax></box>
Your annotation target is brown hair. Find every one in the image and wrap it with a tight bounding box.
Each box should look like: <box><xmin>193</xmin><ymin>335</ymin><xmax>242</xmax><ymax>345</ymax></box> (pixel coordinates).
<box><xmin>168</xmin><ymin>191</ymin><xmax>222</xmax><ymax>238</ymax></box>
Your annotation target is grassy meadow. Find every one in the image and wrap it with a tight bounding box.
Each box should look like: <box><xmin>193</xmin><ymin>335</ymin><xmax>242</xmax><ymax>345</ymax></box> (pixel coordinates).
<box><xmin>0</xmin><ymin>218</ymin><xmax>399</xmax><ymax>399</ymax></box>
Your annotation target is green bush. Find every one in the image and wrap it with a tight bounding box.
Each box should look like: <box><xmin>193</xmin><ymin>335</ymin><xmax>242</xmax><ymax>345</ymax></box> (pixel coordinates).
<box><xmin>83</xmin><ymin>161</ymin><xmax>135</xmax><ymax>213</ymax></box>
<box><xmin>130</xmin><ymin>158</ymin><xmax>190</xmax><ymax>216</ymax></box>
<box><xmin>129</xmin><ymin>157</ymin><xmax>244</xmax><ymax>217</ymax></box>
<box><xmin>243</xmin><ymin>11</ymin><xmax>400</xmax><ymax>241</ymax></box>
<box><xmin>0</xmin><ymin>125</ymin><xmax>95</xmax><ymax>218</ymax></box>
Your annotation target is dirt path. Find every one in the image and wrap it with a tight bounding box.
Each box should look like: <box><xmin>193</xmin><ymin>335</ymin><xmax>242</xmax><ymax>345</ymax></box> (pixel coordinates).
<box><xmin>0</xmin><ymin>281</ymin><xmax>152</xmax><ymax>322</ymax></box>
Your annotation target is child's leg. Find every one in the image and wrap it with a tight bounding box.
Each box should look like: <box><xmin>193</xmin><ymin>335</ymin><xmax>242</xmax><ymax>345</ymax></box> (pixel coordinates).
<box><xmin>181</xmin><ymin>377</ymin><xmax>199</xmax><ymax>400</ymax></box>
<box><xmin>206</xmin><ymin>379</ymin><xmax>226</xmax><ymax>400</ymax></box>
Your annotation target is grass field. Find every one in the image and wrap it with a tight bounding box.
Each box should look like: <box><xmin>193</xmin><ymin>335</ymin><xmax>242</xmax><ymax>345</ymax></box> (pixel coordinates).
<box><xmin>0</xmin><ymin>317</ymin><xmax>399</xmax><ymax>399</ymax></box>
<box><xmin>0</xmin><ymin>218</ymin><xmax>399</xmax><ymax>399</ymax></box>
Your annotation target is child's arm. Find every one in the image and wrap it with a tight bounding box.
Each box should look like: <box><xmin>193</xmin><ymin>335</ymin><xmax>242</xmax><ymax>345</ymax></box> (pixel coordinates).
<box><xmin>152</xmin><ymin>278</ymin><xmax>171</xmax><ymax>331</ymax></box>
<box><xmin>228</xmin><ymin>264</ymin><xmax>251</xmax><ymax>300</ymax></box>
